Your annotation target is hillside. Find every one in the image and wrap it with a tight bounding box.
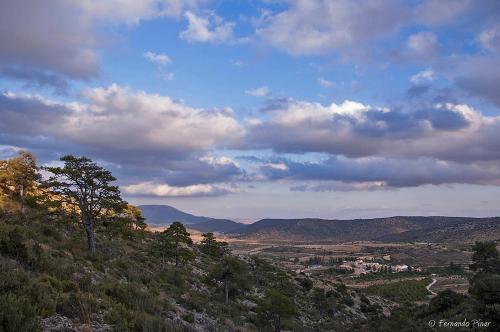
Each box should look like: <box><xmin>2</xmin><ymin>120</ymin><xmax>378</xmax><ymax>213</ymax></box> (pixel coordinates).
<box><xmin>231</xmin><ymin>216</ymin><xmax>500</xmax><ymax>243</ymax></box>
<box><xmin>0</xmin><ymin>206</ymin><xmax>385</xmax><ymax>331</ymax></box>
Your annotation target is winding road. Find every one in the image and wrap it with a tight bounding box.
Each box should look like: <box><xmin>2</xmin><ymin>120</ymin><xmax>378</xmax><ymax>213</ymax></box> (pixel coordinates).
<box><xmin>426</xmin><ymin>278</ymin><xmax>437</xmax><ymax>296</ymax></box>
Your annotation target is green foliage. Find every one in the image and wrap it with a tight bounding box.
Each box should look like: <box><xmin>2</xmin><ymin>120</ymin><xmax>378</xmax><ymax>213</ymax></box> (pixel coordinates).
<box><xmin>102</xmin><ymin>282</ymin><xmax>158</xmax><ymax>313</ymax></box>
<box><xmin>366</xmin><ymin>278</ymin><xmax>432</xmax><ymax>302</ymax></box>
<box><xmin>209</xmin><ymin>256</ymin><xmax>250</xmax><ymax>304</ymax></box>
<box><xmin>154</xmin><ymin>222</ymin><xmax>194</xmax><ymax>267</ymax></box>
<box><xmin>0</xmin><ymin>226</ymin><xmax>29</xmax><ymax>263</ymax></box>
<box><xmin>0</xmin><ymin>294</ymin><xmax>40</xmax><ymax>332</ymax></box>
<box><xmin>297</xmin><ymin>277</ymin><xmax>313</xmax><ymax>291</ymax></box>
<box><xmin>469</xmin><ymin>241</ymin><xmax>500</xmax><ymax>325</ymax></box>
<box><xmin>106</xmin><ymin>303</ymin><xmax>168</xmax><ymax>332</ymax></box>
<box><xmin>256</xmin><ymin>288</ymin><xmax>296</xmax><ymax>331</ymax></box>
<box><xmin>470</xmin><ymin>274</ymin><xmax>500</xmax><ymax>306</ymax></box>
<box><xmin>43</xmin><ymin>155</ymin><xmax>126</xmax><ymax>252</ymax></box>
<box><xmin>470</xmin><ymin>241</ymin><xmax>500</xmax><ymax>274</ymax></box>
<box><xmin>199</xmin><ymin>232</ymin><xmax>228</xmax><ymax>257</ymax></box>
<box><xmin>428</xmin><ymin>289</ymin><xmax>466</xmax><ymax>314</ymax></box>
<box><xmin>0</xmin><ymin>224</ymin><xmax>47</xmax><ymax>270</ymax></box>
<box><xmin>0</xmin><ymin>151</ymin><xmax>40</xmax><ymax>206</ymax></box>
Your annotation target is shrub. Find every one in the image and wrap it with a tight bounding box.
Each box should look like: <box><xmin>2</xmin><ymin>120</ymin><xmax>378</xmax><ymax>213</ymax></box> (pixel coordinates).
<box><xmin>428</xmin><ymin>289</ymin><xmax>466</xmax><ymax>314</ymax></box>
<box><xmin>179</xmin><ymin>292</ymin><xmax>205</xmax><ymax>312</ymax></box>
<box><xmin>56</xmin><ymin>292</ymin><xmax>83</xmax><ymax>318</ymax></box>
<box><xmin>106</xmin><ymin>303</ymin><xmax>135</xmax><ymax>331</ymax></box>
<box><xmin>0</xmin><ymin>263</ymin><xmax>30</xmax><ymax>293</ymax></box>
<box><xmin>29</xmin><ymin>279</ymin><xmax>58</xmax><ymax>316</ymax></box>
<box><xmin>0</xmin><ymin>294</ymin><xmax>40</xmax><ymax>332</ymax></box>
<box><xmin>298</xmin><ymin>277</ymin><xmax>313</xmax><ymax>291</ymax></box>
<box><xmin>102</xmin><ymin>282</ymin><xmax>157</xmax><ymax>314</ymax></box>
<box><xmin>0</xmin><ymin>227</ymin><xmax>29</xmax><ymax>263</ymax></box>
<box><xmin>135</xmin><ymin>313</ymin><xmax>167</xmax><ymax>332</ymax></box>
<box><xmin>182</xmin><ymin>313</ymin><xmax>195</xmax><ymax>324</ymax></box>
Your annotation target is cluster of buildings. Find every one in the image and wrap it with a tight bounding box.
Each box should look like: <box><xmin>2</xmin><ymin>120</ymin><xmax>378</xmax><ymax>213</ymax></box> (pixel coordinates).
<box><xmin>339</xmin><ymin>259</ymin><xmax>420</xmax><ymax>276</ymax></box>
<box><xmin>283</xmin><ymin>255</ymin><xmax>421</xmax><ymax>277</ymax></box>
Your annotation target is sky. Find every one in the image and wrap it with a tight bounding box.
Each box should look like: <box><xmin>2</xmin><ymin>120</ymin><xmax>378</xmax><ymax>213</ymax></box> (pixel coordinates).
<box><xmin>1</xmin><ymin>0</ymin><xmax>500</xmax><ymax>221</ymax></box>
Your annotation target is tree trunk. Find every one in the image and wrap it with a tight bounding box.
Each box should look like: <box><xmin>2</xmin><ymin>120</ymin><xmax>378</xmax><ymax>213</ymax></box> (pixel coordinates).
<box><xmin>83</xmin><ymin>217</ymin><xmax>96</xmax><ymax>252</ymax></box>
<box><xmin>274</xmin><ymin>316</ymin><xmax>281</xmax><ymax>332</ymax></box>
<box><xmin>175</xmin><ymin>242</ymin><xmax>179</xmax><ymax>267</ymax></box>
<box><xmin>224</xmin><ymin>278</ymin><xmax>229</xmax><ymax>305</ymax></box>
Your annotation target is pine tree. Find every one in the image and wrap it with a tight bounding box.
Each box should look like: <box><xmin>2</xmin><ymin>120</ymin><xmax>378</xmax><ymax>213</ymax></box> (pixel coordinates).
<box><xmin>43</xmin><ymin>155</ymin><xmax>125</xmax><ymax>252</ymax></box>
<box><xmin>200</xmin><ymin>232</ymin><xmax>228</xmax><ymax>257</ymax></box>
<box><xmin>162</xmin><ymin>222</ymin><xmax>193</xmax><ymax>267</ymax></box>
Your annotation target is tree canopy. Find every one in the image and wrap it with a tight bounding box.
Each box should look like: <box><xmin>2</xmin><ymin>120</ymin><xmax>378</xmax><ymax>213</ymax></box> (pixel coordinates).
<box><xmin>0</xmin><ymin>151</ymin><xmax>39</xmax><ymax>206</ymax></box>
<box><xmin>43</xmin><ymin>155</ymin><xmax>126</xmax><ymax>251</ymax></box>
<box><xmin>210</xmin><ymin>256</ymin><xmax>249</xmax><ymax>305</ymax></box>
<box><xmin>257</xmin><ymin>288</ymin><xmax>296</xmax><ymax>332</ymax></box>
<box><xmin>156</xmin><ymin>222</ymin><xmax>193</xmax><ymax>267</ymax></box>
<box><xmin>200</xmin><ymin>232</ymin><xmax>228</xmax><ymax>257</ymax></box>
<box><xmin>470</xmin><ymin>241</ymin><xmax>500</xmax><ymax>274</ymax></box>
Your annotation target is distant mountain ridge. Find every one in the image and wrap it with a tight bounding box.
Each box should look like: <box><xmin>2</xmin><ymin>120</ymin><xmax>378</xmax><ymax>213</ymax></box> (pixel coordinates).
<box><xmin>229</xmin><ymin>216</ymin><xmax>500</xmax><ymax>243</ymax></box>
<box><xmin>139</xmin><ymin>204</ymin><xmax>241</xmax><ymax>233</ymax></box>
<box><xmin>140</xmin><ymin>205</ymin><xmax>500</xmax><ymax>243</ymax></box>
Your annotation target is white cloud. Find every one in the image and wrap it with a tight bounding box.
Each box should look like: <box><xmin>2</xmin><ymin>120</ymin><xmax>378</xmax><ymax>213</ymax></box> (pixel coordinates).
<box><xmin>200</xmin><ymin>155</ymin><xmax>239</xmax><ymax>167</ymax></box>
<box><xmin>264</xmin><ymin>163</ymin><xmax>288</xmax><ymax>171</ymax></box>
<box><xmin>410</xmin><ymin>69</ymin><xmax>434</xmax><ymax>84</ymax></box>
<box><xmin>180</xmin><ymin>11</ymin><xmax>235</xmax><ymax>43</ymax></box>
<box><xmin>245</xmin><ymin>86</ymin><xmax>270</xmax><ymax>97</ymax></box>
<box><xmin>0</xmin><ymin>85</ymin><xmax>243</xmax><ymax>156</ymax></box>
<box><xmin>143</xmin><ymin>51</ymin><xmax>171</xmax><ymax>66</ymax></box>
<box><xmin>123</xmin><ymin>182</ymin><xmax>234</xmax><ymax>197</ymax></box>
<box><xmin>256</xmin><ymin>0</ymin><xmax>410</xmax><ymax>56</ymax></box>
<box><xmin>317</xmin><ymin>77</ymin><xmax>334</xmax><ymax>88</ymax></box>
<box><xmin>71</xmin><ymin>84</ymin><xmax>242</xmax><ymax>152</ymax></box>
<box><xmin>231</xmin><ymin>60</ymin><xmax>248</xmax><ymax>67</ymax></box>
<box><xmin>143</xmin><ymin>51</ymin><xmax>174</xmax><ymax>80</ymax></box>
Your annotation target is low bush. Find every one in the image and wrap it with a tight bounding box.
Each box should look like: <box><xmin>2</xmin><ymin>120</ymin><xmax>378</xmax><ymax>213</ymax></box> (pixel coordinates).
<box><xmin>0</xmin><ymin>294</ymin><xmax>40</xmax><ymax>332</ymax></box>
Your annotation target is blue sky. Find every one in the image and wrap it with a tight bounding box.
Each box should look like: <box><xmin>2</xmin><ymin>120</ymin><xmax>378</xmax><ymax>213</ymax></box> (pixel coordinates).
<box><xmin>1</xmin><ymin>0</ymin><xmax>500</xmax><ymax>220</ymax></box>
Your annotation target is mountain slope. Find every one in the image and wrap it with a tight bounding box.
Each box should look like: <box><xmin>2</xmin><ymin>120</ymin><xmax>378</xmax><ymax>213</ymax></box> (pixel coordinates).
<box><xmin>230</xmin><ymin>216</ymin><xmax>500</xmax><ymax>243</ymax></box>
<box><xmin>139</xmin><ymin>204</ymin><xmax>241</xmax><ymax>233</ymax></box>
<box><xmin>139</xmin><ymin>204</ymin><xmax>211</xmax><ymax>225</ymax></box>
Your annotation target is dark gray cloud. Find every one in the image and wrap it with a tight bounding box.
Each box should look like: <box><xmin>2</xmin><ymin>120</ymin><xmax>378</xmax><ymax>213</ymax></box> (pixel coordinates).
<box><xmin>0</xmin><ymin>66</ymin><xmax>70</xmax><ymax>95</ymax></box>
<box><xmin>407</xmin><ymin>84</ymin><xmax>430</xmax><ymax>98</ymax></box>
<box><xmin>453</xmin><ymin>56</ymin><xmax>500</xmax><ymax>107</ymax></box>
<box><xmin>257</xmin><ymin>156</ymin><xmax>500</xmax><ymax>189</ymax></box>
<box><xmin>0</xmin><ymin>92</ymin><xmax>69</xmax><ymax>136</ymax></box>
<box><xmin>414</xmin><ymin>108</ymin><xmax>470</xmax><ymax>131</ymax></box>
